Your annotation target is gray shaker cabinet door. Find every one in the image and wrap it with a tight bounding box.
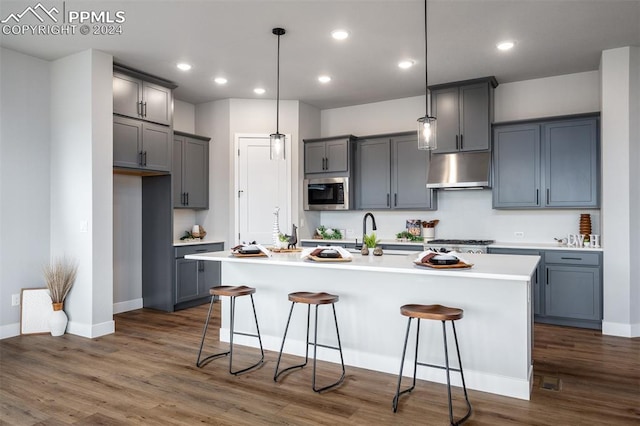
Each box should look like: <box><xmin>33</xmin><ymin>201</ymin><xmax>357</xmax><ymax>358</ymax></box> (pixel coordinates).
<box><xmin>200</xmin><ymin>259</ymin><xmax>221</xmax><ymax>297</ymax></box>
<box><xmin>175</xmin><ymin>259</ymin><xmax>199</xmax><ymax>303</ymax></box>
<box><xmin>172</xmin><ymin>137</ymin><xmax>184</xmax><ymax>207</ymax></box>
<box><xmin>304</xmin><ymin>142</ymin><xmax>326</xmax><ymax>174</ymax></box>
<box><xmin>113</xmin><ymin>72</ymin><xmax>142</xmax><ymax>118</ymax></box>
<box><xmin>543</xmin><ymin>119</ymin><xmax>598</xmax><ymax>207</ymax></box>
<box><xmin>431</xmin><ymin>87</ymin><xmax>460</xmax><ymax>153</ymax></box>
<box><xmin>142</xmin><ymin>82</ymin><xmax>172</xmax><ymax>126</ymax></box>
<box><xmin>356</xmin><ymin>138</ymin><xmax>391</xmax><ymax>209</ymax></box>
<box><xmin>183</xmin><ymin>138</ymin><xmax>209</xmax><ymax>209</ymax></box>
<box><xmin>545</xmin><ymin>265</ymin><xmax>601</xmax><ymax>321</ymax></box>
<box><xmin>493</xmin><ymin>124</ymin><xmax>541</xmax><ymax>208</ymax></box>
<box><xmin>459</xmin><ymin>83</ymin><xmax>491</xmax><ymax>152</ymax></box>
<box><xmin>392</xmin><ymin>135</ymin><xmax>434</xmax><ymax>209</ymax></box>
<box><xmin>113</xmin><ymin>115</ymin><xmax>142</xmax><ymax>168</ymax></box>
<box><xmin>141</xmin><ymin>123</ymin><xmax>171</xmax><ymax>172</ymax></box>
<box><xmin>325</xmin><ymin>139</ymin><xmax>349</xmax><ymax>173</ymax></box>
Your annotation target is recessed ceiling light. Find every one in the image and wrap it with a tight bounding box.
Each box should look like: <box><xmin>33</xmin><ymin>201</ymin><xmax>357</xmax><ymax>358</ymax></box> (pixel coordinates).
<box><xmin>331</xmin><ymin>29</ymin><xmax>349</xmax><ymax>40</ymax></box>
<box><xmin>177</xmin><ymin>63</ymin><xmax>192</xmax><ymax>71</ymax></box>
<box><xmin>318</xmin><ymin>75</ymin><xmax>331</xmax><ymax>83</ymax></box>
<box><xmin>496</xmin><ymin>41</ymin><xmax>515</xmax><ymax>51</ymax></box>
<box><xmin>398</xmin><ymin>60</ymin><xmax>415</xmax><ymax>69</ymax></box>
<box><xmin>254</xmin><ymin>88</ymin><xmax>266</xmax><ymax>95</ymax></box>
<box><xmin>214</xmin><ymin>77</ymin><xmax>227</xmax><ymax>85</ymax></box>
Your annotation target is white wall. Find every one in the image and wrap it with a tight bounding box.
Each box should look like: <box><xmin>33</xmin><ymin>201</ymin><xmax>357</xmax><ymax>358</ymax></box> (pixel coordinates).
<box><xmin>50</xmin><ymin>49</ymin><xmax>114</xmax><ymax>338</ymax></box>
<box><xmin>494</xmin><ymin>71</ymin><xmax>600</xmax><ymax>122</ymax></box>
<box><xmin>174</xmin><ymin>99</ymin><xmax>195</xmax><ymax>133</ymax></box>
<box><xmin>600</xmin><ymin>46</ymin><xmax>640</xmax><ymax>337</ymax></box>
<box><xmin>318</xmin><ymin>71</ymin><xmax>601</xmax><ymax>244</ymax></box>
<box><xmin>0</xmin><ymin>48</ymin><xmax>51</xmax><ymax>338</ymax></box>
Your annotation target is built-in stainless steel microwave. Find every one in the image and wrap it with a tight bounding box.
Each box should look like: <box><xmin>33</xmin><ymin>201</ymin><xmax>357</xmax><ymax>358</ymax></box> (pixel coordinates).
<box><xmin>303</xmin><ymin>177</ymin><xmax>350</xmax><ymax>210</ymax></box>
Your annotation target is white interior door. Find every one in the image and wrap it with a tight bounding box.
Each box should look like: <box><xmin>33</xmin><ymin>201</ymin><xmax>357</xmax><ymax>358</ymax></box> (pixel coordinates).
<box><xmin>236</xmin><ymin>135</ymin><xmax>291</xmax><ymax>245</ymax></box>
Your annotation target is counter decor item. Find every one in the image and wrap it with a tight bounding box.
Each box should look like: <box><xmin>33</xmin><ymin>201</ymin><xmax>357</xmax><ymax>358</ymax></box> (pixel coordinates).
<box><xmin>396</xmin><ymin>230</ymin><xmax>423</xmax><ymax>242</ymax></box>
<box><xmin>231</xmin><ymin>243</ymin><xmax>271</xmax><ymax>257</ymax></box>
<box><xmin>580</xmin><ymin>214</ymin><xmax>591</xmax><ymax>241</ymax></box>
<box><xmin>422</xmin><ymin>219</ymin><xmax>439</xmax><ymax>241</ymax></box>
<box><xmin>314</xmin><ymin>226</ymin><xmax>344</xmax><ymax>240</ymax></box>
<box><xmin>272</xmin><ymin>207</ymin><xmax>281</xmax><ymax>247</ymax></box>
<box><xmin>301</xmin><ymin>246</ymin><xmax>353</xmax><ymax>262</ymax></box>
<box><xmin>406</xmin><ymin>220</ymin><xmax>422</xmax><ymax>237</ymax></box>
<box><xmin>363</xmin><ymin>233</ymin><xmax>381</xmax><ymax>255</ymax></box>
<box><xmin>43</xmin><ymin>257</ymin><xmax>78</xmax><ymax>336</ymax></box>
<box><xmin>413</xmin><ymin>250</ymin><xmax>473</xmax><ymax>269</ymax></box>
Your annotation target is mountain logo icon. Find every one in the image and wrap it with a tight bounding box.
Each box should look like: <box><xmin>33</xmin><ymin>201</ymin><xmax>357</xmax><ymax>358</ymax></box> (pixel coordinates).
<box><xmin>1</xmin><ymin>2</ymin><xmax>59</xmax><ymax>24</ymax></box>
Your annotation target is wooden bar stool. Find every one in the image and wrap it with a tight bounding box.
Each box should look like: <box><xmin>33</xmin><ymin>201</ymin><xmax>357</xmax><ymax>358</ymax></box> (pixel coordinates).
<box><xmin>273</xmin><ymin>291</ymin><xmax>345</xmax><ymax>392</ymax></box>
<box><xmin>392</xmin><ymin>304</ymin><xmax>472</xmax><ymax>425</ymax></box>
<box><xmin>196</xmin><ymin>285</ymin><xmax>264</xmax><ymax>375</ymax></box>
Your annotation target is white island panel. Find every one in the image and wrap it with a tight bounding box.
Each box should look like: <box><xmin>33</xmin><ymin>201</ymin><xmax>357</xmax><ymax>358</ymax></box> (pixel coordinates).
<box><xmin>186</xmin><ymin>251</ymin><xmax>539</xmax><ymax>400</ymax></box>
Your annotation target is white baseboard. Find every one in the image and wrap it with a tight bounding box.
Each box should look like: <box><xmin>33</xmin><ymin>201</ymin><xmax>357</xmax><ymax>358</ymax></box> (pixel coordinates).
<box><xmin>602</xmin><ymin>321</ymin><xmax>640</xmax><ymax>338</ymax></box>
<box><xmin>0</xmin><ymin>323</ymin><xmax>20</xmax><ymax>340</ymax></box>
<box><xmin>113</xmin><ymin>298</ymin><xmax>143</xmax><ymax>314</ymax></box>
<box><xmin>67</xmin><ymin>319</ymin><xmax>115</xmax><ymax>338</ymax></box>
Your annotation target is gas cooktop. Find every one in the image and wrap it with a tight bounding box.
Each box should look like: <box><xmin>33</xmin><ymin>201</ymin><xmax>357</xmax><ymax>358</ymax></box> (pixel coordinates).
<box><xmin>427</xmin><ymin>239</ymin><xmax>495</xmax><ymax>245</ymax></box>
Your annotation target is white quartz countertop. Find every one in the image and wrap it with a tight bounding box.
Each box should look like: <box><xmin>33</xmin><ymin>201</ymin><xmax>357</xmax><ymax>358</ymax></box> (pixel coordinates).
<box><xmin>186</xmin><ymin>250</ymin><xmax>540</xmax><ymax>282</ymax></box>
<box><xmin>491</xmin><ymin>242</ymin><xmax>603</xmax><ymax>252</ymax></box>
<box><xmin>173</xmin><ymin>239</ymin><xmax>225</xmax><ymax>247</ymax></box>
<box><xmin>300</xmin><ymin>238</ymin><xmax>422</xmax><ymax>247</ymax></box>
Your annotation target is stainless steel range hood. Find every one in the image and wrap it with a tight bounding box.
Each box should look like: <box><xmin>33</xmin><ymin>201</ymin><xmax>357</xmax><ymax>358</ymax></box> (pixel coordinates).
<box><xmin>426</xmin><ymin>151</ymin><xmax>491</xmax><ymax>189</ymax></box>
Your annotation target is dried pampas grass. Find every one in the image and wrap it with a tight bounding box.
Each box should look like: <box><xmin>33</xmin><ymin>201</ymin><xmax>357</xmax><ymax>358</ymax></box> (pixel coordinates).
<box><xmin>44</xmin><ymin>258</ymin><xmax>78</xmax><ymax>304</ymax></box>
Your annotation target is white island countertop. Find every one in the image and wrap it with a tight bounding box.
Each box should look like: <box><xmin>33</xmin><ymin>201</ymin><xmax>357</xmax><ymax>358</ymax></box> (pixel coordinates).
<box><xmin>187</xmin><ymin>249</ymin><xmax>539</xmax><ymax>400</ymax></box>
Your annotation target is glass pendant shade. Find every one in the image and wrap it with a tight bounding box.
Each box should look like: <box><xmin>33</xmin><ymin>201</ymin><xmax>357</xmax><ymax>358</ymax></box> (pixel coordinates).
<box><xmin>270</xmin><ymin>132</ymin><xmax>285</xmax><ymax>160</ymax></box>
<box><xmin>417</xmin><ymin>115</ymin><xmax>437</xmax><ymax>150</ymax></box>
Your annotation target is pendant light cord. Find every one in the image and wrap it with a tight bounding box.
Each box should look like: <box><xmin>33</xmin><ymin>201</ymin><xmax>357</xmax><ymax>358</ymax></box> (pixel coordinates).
<box><xmin>276</xmin><ymin>31</ymin><xmax>281</xmax><ymax>133</ymax></box>
<box><xmin>424</xmin><ymin>0</ymin><xmax>429</xmax><ymax>116</ymax></box>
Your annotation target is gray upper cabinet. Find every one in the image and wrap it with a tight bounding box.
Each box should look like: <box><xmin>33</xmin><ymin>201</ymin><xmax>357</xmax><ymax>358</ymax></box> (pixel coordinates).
<box><xmin>430</xmin><ymin>77</ymin><xmax>497</xmax><ymax>154</ymax></box>
<box><xmin>356</xmin><ymin>132</ymin><xmax>436</xmax><ymax>210</ymax></box>
<box><xmin>114</xmin><ymin>115</ymin><xmax>171</xmax><ymax>172</ymax></box>
<box><xmin>173</xmin><ymin>132</ymin><xmax>210</xmax><ymax>209</ymax></box>
<box><xmin>113</xmin><ymin>70</ymin><xmax>173</xmax><ymax>126</ymax></box>
<box><xmin>304</xmin><ymin>136</ymin><xmax>353</xmax><ymax>175</ymax></box>
<box><xmin>493</xmin><ymin>114</ymin><xmax>599</xmax><ymax>209</ymax></box>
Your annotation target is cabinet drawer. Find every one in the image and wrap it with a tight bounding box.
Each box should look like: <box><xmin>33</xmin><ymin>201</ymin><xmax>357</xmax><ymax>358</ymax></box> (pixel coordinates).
<box><xmin>545</xmin><ymin>251</ymin><xmax>600</xmax><ymax>266</ymax></box>
<box><xmin>175</xmin><ymin>243</ymin><xmax>224</xmax><ymax>258</ymax></box>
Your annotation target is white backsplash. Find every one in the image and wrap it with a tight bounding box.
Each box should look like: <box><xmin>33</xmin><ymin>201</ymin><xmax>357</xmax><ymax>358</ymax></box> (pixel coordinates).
<box><xmin>319</xmin><ymin>189</ymin><xmax>601</xmax><ymax>244</ymax></box>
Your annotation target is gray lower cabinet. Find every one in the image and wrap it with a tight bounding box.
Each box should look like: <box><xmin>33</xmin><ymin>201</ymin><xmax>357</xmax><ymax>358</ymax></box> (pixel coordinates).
<box><xmin>543</xmin><ymin>251</ymin><xmax>602</xmax><ymax>329</ymax></box>
<box><xmin>493</xmin><ymin>114</ymin><xmax>599</xmax><ymax>209</ymax></box>
<box><xmin>487</xmin><ymin>247</ymin><xmax>602</xmax><ymax>329</ymax></box>
<box><xmin>430</xmin><ymin>77</ymin><xmax>497</xmax><ymax>154</ymax></box>
<box><xmin>173</xmin><ymin>132</ymin><xmax>209</xmax><ymax>209</ymax></box>
<box><xmin>356</xmin><ymin>132</ymin><xmax>436</xmax><ymax>210</ymax></box>
<box><xmin>174</xmin><ymin>243</ymin><xmax>224</xmax><ymax>309</ymax></box>
<box><xmin>114</xmin><ymin>115</ymin><xmax>171</xmax><ymax>172</ymax></box>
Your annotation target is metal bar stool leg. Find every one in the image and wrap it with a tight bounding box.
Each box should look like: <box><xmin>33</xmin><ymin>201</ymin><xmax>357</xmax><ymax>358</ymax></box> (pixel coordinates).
<box><xmin>451</xmin><ymin>321</ymin><xmax>472</xmax><ymax>424</ymax></box>
<box><xmin>196</xmin><ymin>295</ymin><xmax>217</xmax><ymax>367</ymax></box>
<box><xmin>228</xmin><ymin>294</ymin><xmax>264</xmax><ymax>375</ymax></box>
<box><xmin>274</xmin><ymin>302</ymin><xmax>311</xmax><ymax>381</ymax></box>
<box><xmin>311</xmin><ymin>302</ymin><xmax>345</xmax><ymax>393</ymax></box>
<box><xmin>393</xmin><ymin>317</ymin><xmax>414</xmax><ymax>412</ymax></box>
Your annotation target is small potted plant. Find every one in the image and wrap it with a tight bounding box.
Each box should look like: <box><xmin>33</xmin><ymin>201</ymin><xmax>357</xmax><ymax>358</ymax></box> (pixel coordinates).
<box><xmin>363</xmin><ymin>232</ymin><xmax>381</xmax><ymax>256</ymax></box>
<box><xmin>43</xmin><ymin>257</ymin><xmax>78</xmax><ymax>336</ymax></box>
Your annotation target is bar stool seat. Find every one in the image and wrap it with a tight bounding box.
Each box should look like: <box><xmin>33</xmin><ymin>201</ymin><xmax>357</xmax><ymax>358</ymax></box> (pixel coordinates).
<box><xmin>274</xmin><ymin>291</ymin><xmax>345</xmax><ymax>392</ymax></box>
<box><xmin>393</xmin><ymin>303</ymin><xmax>472</xmax><ymax>425</ymax></box>
<box><xmin>196</xmin><ymin>285</ymin><xmax>264</xmax><ymax>375</ymax></box>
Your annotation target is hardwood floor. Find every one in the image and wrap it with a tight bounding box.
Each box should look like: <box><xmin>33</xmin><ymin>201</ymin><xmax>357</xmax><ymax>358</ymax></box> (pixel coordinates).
<box><xmin>1</xmin><ymin>303</ymin><xmax>638</xmax><ymax>425</ymax></box>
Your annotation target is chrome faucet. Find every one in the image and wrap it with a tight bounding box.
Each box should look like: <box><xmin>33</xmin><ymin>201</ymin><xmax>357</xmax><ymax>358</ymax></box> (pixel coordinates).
<box><xmin>356</xmin><ymin>212</ymin><xmax>377</xmax><ymax>249</ymax></box>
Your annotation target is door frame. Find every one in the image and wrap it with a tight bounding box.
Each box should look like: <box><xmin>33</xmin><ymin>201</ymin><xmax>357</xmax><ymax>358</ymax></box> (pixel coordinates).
<box><xmin>233</xmin><ymin>133</ymin><xmax>292</xmax><ymax>246</ymax></box>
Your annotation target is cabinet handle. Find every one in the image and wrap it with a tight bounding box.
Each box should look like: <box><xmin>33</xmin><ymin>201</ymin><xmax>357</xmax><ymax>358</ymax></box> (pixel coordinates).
<box><xmin>198</xmin><ymin>260</ymin><xmax>204</xmax><ymax>272</ymax></box>
<box><xmin>138</xmin><ymin>151</ymin><xmax>143</xmax><ymax>166</ymax></box>
<box><xmin>536</xmin><ymin>189</ymin><xmax>539</xmax><ymax>205</ymax></box>
<box><xmin>455</xmin><ymin>135</ymin><xmax>459</xmax><ymax>150</ymax></box>
<box><xmin>143</xmin><ymin>151</ymin><xmax>147</xmax><ymax>166</ymax></box>
<box><xmin>394</xmin><ymin>193</ymin><xmax>397</xmax><ymax>206</ymax></box>
<box><xmin>546</xmin><ymin>268</ymin><xmax>549</xmax><ymax>284</ymax></box>
<box><xmin>546</xmin><ymin>188</ymin><xmax>550</xmax><ymax>205</ymax></box>
<box><xmin>325</xmin><ymin>157</ymin><xmax>328</xmax><ymax>170</ymax></box>
<box><xmin>386</xmin><ymin>193</ymin><xmax>390</xmax><ymax>207</ymax></box>
<box><xmin>196</xmin><ymin>249</ymin><xmax>207</xmax><ymax>252</ymax></box>
<box><xmin>182</xmin><ymin>192</ymin><xmax>186</xmax><ymax>205</ymax></box>
<box><xmin>186</xmin><ymin>192</ymin><xmax>189</xmax><ymax>205</ymax></box>
<box><xmin>137</xmin><ymin>101</ymin><xmax>142</xmax><ymax>116</ymax></box>
<box><xmin>560</xmin><ymin>257</ymin><xmax>582</xmax><ymax>261</ymax></box>
<box><xmin>460</xmin><ymin>134</ymin><xmax>464</xmax><ymax>150</ymax></box>
<box><xmin>143</xmin><ymin>101</ymin><xmax>147</xmax><ymax>117</ymax></box>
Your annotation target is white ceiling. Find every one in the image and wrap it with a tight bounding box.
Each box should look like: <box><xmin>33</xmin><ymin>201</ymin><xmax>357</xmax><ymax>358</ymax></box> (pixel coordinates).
<box><xmin>1</xmin><ymin>0</ymin><xmax>639</xmax><ymax>109</ymax></box>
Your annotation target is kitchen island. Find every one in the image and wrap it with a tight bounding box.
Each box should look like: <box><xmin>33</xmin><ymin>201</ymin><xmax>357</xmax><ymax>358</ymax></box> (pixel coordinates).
<box><xmin>186</xmin><ymin>250</ymin><xmax>540</xmax><ymax>400</ymax></box>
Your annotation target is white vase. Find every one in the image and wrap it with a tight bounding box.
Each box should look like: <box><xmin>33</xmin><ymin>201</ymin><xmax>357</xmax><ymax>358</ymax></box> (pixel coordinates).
<box><xmin>49</xmin><ymin>303</ymin><xmax>68</xmax><ymax>336</ymax></box>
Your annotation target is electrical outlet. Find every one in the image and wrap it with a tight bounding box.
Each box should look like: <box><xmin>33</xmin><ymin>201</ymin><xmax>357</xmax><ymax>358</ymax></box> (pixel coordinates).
<box><xmin>515</xmin><ymin>231</ymin><xmax>525</xmax><ymax>239</ymax></box>
<box><xmin>11</xmin><ymin>294</ymin><xmax>20</xmax><ymax>306</ymax></box>
<box><xmin>80</xmin><ymin>220</ymin><xmax>88</xmax><ymax>233</ymax></box>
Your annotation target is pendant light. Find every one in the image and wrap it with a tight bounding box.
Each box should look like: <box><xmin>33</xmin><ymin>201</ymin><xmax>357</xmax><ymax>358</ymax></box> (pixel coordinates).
<box><xmin>417</xmin><ymin>0</ymin><xmax>437</xmax><ymax>150</ymax></box>
<box><xmin>270</xmin><ymin>27</ymin><xmax>286</xmax><ymax>160</ymax></box>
